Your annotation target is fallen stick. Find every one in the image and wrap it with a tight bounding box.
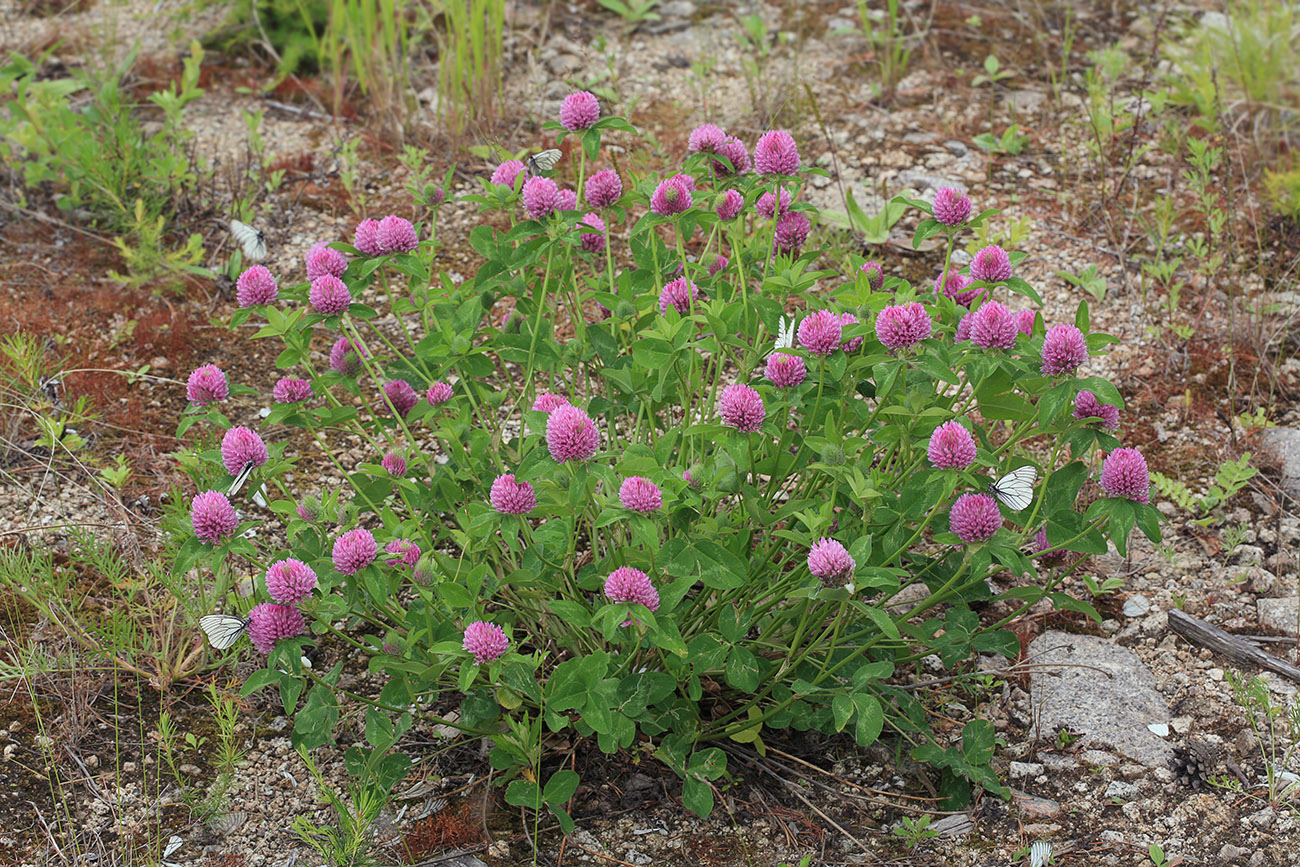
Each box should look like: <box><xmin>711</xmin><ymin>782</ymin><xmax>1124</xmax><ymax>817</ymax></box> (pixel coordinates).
<box><xmin>1168</xmin><ymin>608</ymin><xmax>1300</xmax><ymax>683</ymax></box>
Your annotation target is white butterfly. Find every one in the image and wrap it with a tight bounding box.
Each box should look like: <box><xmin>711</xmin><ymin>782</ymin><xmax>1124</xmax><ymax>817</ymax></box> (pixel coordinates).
<box><xmin>988</xmin><ymin>464</ymin><xmax>1037</xmax><ymax>511</ymax></box>
<box><xmin>229</xmin><ymin>220</ymin><xmax>268</xmax><ymax>261</ymax></box>
<box><xmin>1029</xmin><ymin>840</ymin><xmax>1053</xmax><ymax>867</ymax></box>
<box><xmin>775</xmin><ymin>315</ymin><xmax>797</xmax><ymax>349</ymax></box>
<box><xmin>199</xmin><ymin>613</ymin><xmax>251</xmax><ymax>650</ymax></box>
<box><xmin>526</xmin><ymin>148</ymin><xmax>562</xmax><ymax>177</ymax></box>
<box><xmin>227</xmin><ymin>460</ymin><xmax>268</xmax><ymax>508</ymax></box>
<box><xmin>162</xmin><ymin>836</ymin><xmax>183</xmax><ymax>867</ymax></box>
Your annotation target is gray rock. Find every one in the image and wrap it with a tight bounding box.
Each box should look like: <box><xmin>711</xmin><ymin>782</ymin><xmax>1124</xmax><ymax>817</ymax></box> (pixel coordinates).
<box><xmin>1010</xmin><ymin>789</ymin><xmax>1061</xmax><ymax>819</ymax></box>
<box><xmin>895</xmin><ymin>171</ymin><xmax>966</xmax><ymax>194</ymax></box>
<box><xmin>1081</xmin><ymin>749</ymin><xmax>1120</xmax><ymax>767</ymax></box>
<box><xmin>1258</xmin><ymin>596</ymin><xmax>1298</xmax><ymax>636</ymax></box>
<box><xmin>1009</xmin><ymin>761</ymin><xmax>1043</xmax><ymax>778</ymax></box>
<box><xmin>437</xmin><ymin>858</ymin><xmax>488</xmax><ymax>867</ymax></box>
<box><xmin>1004</xmin><ymin>89</ymin><xmax>1047</xmax><ymax>114</ymax></box>
<box><xmin>1104</xmin><ymin>780</ymin><xmax>1139</xmax><ymax>800</ymax></box>
<box><xmin>548</xmin><ymin>53</ymin><xmax>584</xmax><ymax>77</ymax></box>
<box><xmin>944</xmin><ymin>139</ymin><xmax>969</xmax><ymax>157</ymax></box>
<box><xmin>659</xmin><ymin>0</ymin><xmax>695</xmax><ymax>16</ymax></box>
<box><xmin>1028</xmin><ymin>631</ymin><xmax>1174</xmax><ymax>767</ymax></box>
<box><xmin>1219</xmin><ymin>844</ymin><xmax>1251</xmax><ymax>862</ymax></box>
<box><xmin>1261</xmin><ymin>428</ymin><xmax>1300</xmax><ymax>500</ymax></box>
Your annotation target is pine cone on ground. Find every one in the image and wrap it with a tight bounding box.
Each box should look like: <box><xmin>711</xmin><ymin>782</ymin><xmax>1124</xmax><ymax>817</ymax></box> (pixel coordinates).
<box><xmin>1171</xmin><ymin>740</ymin><xmax>1220</xmax><ymax>789</ymax></box>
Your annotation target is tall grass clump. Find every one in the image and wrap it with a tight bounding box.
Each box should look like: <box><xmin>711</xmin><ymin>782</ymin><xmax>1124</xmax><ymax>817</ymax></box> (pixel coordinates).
<box><xmin>175</xmin><ymin>96</ymin><xmax>1159</xmax><ymax>837</ymax></box>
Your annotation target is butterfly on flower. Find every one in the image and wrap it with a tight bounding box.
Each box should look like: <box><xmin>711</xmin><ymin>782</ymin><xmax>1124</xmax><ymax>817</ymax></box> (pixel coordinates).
<box><xmin>988</xmin><ymin>465</ymin><xmax>1037</xmax><ymax>511</ymax></box>
<box><xmin>227</xmin><ymin>459</ymin><xmax>268</xmax><ymax>507</ymax></box>
<box><xmin>198</xmin><ymin>613</ymin><xmax>250</xmax><ymax>650</ymax></box>
<box><xmin>526</xmin><ymin>149</ymin><xmax>563</xmax><ymax>177</ymax></box>
<box><xmin>774</xmin><ymin>314</ymin><xmax>797</xmax><ymax>350</ymax></box>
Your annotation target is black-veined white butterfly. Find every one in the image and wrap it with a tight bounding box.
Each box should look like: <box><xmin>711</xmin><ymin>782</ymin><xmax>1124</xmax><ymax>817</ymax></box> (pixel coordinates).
<box><xmin>774</xmin><ymin>314</ymin><xmax>797</xmax><ymax>349</ymax></box>
<box><xmin>227</xmin><ymin>459</ymin><xmax>268</xmax><ymax>507</ymax></box>
<box><xmin>1028</xmin><ymin>841</ymin><xmax>1053</xmax><ymax>867</ymax></box>
<box><xmin>988</xmin><ymin>465</ymin><xmax>1037</xmax><ymax>511</ymax></box>
<box><xmin>199</xmin><ymin>613</ymin><xmax>251</xmax><ymax>650</ymax></box>
<box><xmin>526</xmin><ymin>149</ymin><xmax>562</xmax><ymax>177</ymax></box>
<box><xmin>229</xmin><ymin>220</ymin><xmax>268</xmax><ymax>261</ymax></box>
<box><xmin>161</xmin><ymin>835</ymin><xmax>183</xmax><ymax>867</ymax></box>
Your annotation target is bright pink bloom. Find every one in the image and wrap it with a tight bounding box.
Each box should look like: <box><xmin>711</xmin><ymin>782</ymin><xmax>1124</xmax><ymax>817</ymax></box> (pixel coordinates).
<box><xmin>949</xmin><ymin>493</ymin><xmax>1001</xmax><ymax>543</ymax></box>
<box><xmin>798</xmin><ymin>309</ymin><xmax>843</xmax><ymax>356</ymax></box>
<box><xmin>859</xmin><ymin>261</ymin><xmax>884</xmax><ymax>291</ymax></box>
<box><xmin>765</xmin><ymin>352</ymin><xmax>807</xmax><ymax>387</ymax></box>
<box><xmin>309</xmin><ymin>274</ymin><xmax>351</xmax><ymax>315</ymax></box>
<box><xmin>585</xmin><ymin>169</ymin><xmax>623</xmax><ymax>208</ymax></box>
<box><xmin>968</xmin><ymin>301</ymin><xmax>1017</xmax><ymax>350</ymax></box>
<box><xmin>332</xmin><ymin>528</ymin><xmax>378</xmax><ymax>575</ymax></box>
<box><xmin>579</xmin><ymin>212</ymin><xmax>606</xmax><ymax>253</ymax></box>
<box><xmin>221</xmin><ymin>426</ymin><xmax>269</xmax><ymax>476</ymax></box>
<box><xmin>875</xmin><ymin>302</ymin><xmax>932</xmax><ymax>350</ymax></box>
<box><xmin>306</xmin><ymin>242</ymin><xmax>348</xmax><ymax>280</ymax></box>
<box><xmin>1013</xmin><ymin>308</ymin><xmax>1036</xmax><ymax>335</ymax></box>
<box><xmin>265</xmin><ymin>559</ymin><xmax>317</xmax><ymax>604</ymax></box>
<box><xmin>247</xmin><ymin>602</ymin><xmax>304</xmax><ymax>654</ymax></box>
<box><xmin>236</xmin><ymin>265</ymin><xmax>277</xmax><ymax>307</ymax></box>
<box><xmin>377</xmin><ymin>216</ymin><xmax>418</xmax><ymax>254</ymax></box>
<box><xmin>329</xmin><ymin>336</ymin><xmax>368</xmax><ymax>375</ymax></box>
<box><xmin>522</xmin><ymin>176</ymin><xmax>559</xmax><ymax>219</ymax></box>
<box><xmin>928</xmin><ymin>421</ymin><xmax>977</xmax><ymax>470</ymax></box>
<box><xmin>659</xmin><ymin>276</ymin><xmax>699</xmax><ymax>314</ymax></box>
<box><xmin>560</xmin><ymin>91</ymin><xmax>600</xmax><ymax>130</ymax></box>
<box><xmin>426</xmin><ymin>382</ymin><xmax>453</xmax><ymax>405</ymax></box>
<box><xmin>381</xmin><ymin>451</ymin><xmax>406</xmax><ymax>477</ymax></box>
<box><xmin>556</xmin><ymin>188</ymin><xmax>578</xmax><ymax>212</ymax></box>
<box><xmin>1074</xmin><ymin>391</ymin><xmax>1119</xmax><ymax>430</ymax></box>
<box><xmin>839</xmin><ymin>313</ymin><xmax>864</xmax><ymax>353</ymax></box>
<box><xmin>936</xmin><ymin>270</ymin><xmax>978</xmax><ymax>307</ymax></box>
<box><xmin>491</xmin><ymin>160</ymin><xmax>527</xmax><ymax>188</ymax></box>
<box><xmin>688</xmin><ymin>123</ymin><xmax>727</xmax><ymax>153</ymax></box>
<box><xmin>932</xmin><ymin>187</ymin><xmax>971</xmax><ymax>226</ymax></box>
<box><xmin>955</xmin><ymin>312</ymin><xmax>973</xmax><ymax>342</ymax></box>
<box><xmin>650</xmin><ymin>176</ymin><xmax>693</xmax><ymax>215</ymax></box>
<box><xmin>1100</xmin><ymin>448</ymin><xmax>1150</xmax><ymax>503</ymax></box>
<box><xmin>1033</xmin><ymin>526</ymin><xmax>1065</xmax><ymax>565</ymax></box>
<box><xmin>1041</xmin><ymin>324</ymin><xmax>1089</xmax><ymax>376</ymax></box>
<box><xmin>757</xmin><ymin>188</ymin><xmax>792</xmax><ymax>217</ymax></box>
<box><xmin>463</xmin><ymin>621</ymin><xmax>509</xmax><ymax>663</ymax></box>
<box><xmin>773</xmin><ymin>211</ymin><xmax>810</xmax><ymax>255</ymax></box>
<box><xmin>716</xmin><ymin>189</ymin><xmax>744</xmax><ymax>221</ymax></box>
<box><xmin>532</xmin><ymin>391</ymin><xmax>570</xmax><ymax>413</ymax></box>
<box><xmin>383</xmin><ymin>379</ymin><xmax>419</xmax><ymax>417</ymax></box>
<box><xmin>186</xmin><ymin>365</ymin><xmax>228</xmax><ymax>405</ymax></box>
<box><xmin>384</xmin><ymin>538</ymin><xmax>421</xmax><ymax>568</ymax></box>
<box><xmin>604</xmin><ymin>566</ymin><xmax>659</xmax><ymax>625</ymax></box>
<box><xmin>808</xmin><ymin>537</ymin><xmax>855</xmax><ymax>585</ymax></box>
<box><xmin>970</xmin><ymin>244</ymin><xmax>1012</xmax><ymax>282</ymax></box>
<box><xmin>718</xmin><ymin>383</ymin><xmax>764</xmax><ymax>432</ymax></box>
<box><xmin>546</xmin><ymin>404</ymin><xmax>600</xmax><ymax>463</ymax></box>
<box><xmin>490</xmin><ymin>473</ymin><xmax>536</xmax><ymax>514</ymax></box>
<box><xmin>191</xmin><ymin>491</ymin><xmax>237</xmax><ymax>543</ymax></box>
<box><xmin>754</xmin><ymin>129</ymin><xmax>800</xmax><ymax>175</ymax></box>
<box><xmin>713</xmin><ymin>136</ymin><xmax>751</xmax><ymax>175</ymax></box>
<box><xmin>273</xmin><ymin>376</ymin><xmax>311</xmax><ymax>403</ymax></box>
<box><xmin>619</xmin><ymin>476</ymin><xmax>662</xmax><ymax>512</ymax></box>
<box><xmin>353</xmin><ymin>218</ymin><xmax>382</xmax><ymax>255</ymax></box>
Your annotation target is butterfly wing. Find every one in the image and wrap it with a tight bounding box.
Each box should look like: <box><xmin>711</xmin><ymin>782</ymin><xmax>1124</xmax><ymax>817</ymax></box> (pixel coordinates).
<box><xmin>989</xmin><ymin>465</ymin><xmax>1037</xmax><ymax>511</ymax></box>
<box><xmin>229</xmin><ymin>220</ymin><xmax>268</xmax><ymax>261</ymax></box>
<box><xmin>199</xmin><ymin>614</ymin><xmax>250</xmax><ymax>650</ymax></box>
<box><xmin>527</xmin><ymin>149</ymin><xmax>562</xmax><ymax>177</ymax></box>
<box><xmin>775</xmin><ymin>315</ymin><xmax>796</xmax><ymax>349</ymax></box>
<box><xmin>227</xmin><ymin>460</ymin><xmax>255</xmax><ymax>498</ymax></box>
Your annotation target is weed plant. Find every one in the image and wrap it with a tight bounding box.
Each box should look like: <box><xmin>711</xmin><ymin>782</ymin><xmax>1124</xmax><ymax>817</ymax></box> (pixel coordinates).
<box><xmin>175</xmin><ymin>98</ymin><xmax>1159</xmax><ymax>838</ymax></box>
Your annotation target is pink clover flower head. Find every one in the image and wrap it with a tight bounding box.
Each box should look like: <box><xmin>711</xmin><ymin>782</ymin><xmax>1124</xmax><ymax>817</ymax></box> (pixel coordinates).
<box><xmin>382</xmin><ymin>379</ymin><xmax>420</xmax><ymax>417</ymax></box>
<box><xmin>687</xmin><ymin>123</ymin><xmax>727</xmax><ymax>153</ymax></box>
<box><xmin>191</xmin><ymin>490</ymin><xmax>238</xmax><ymax>544</ymax></box>
<box><xmin>309</xmin><ymin>274</ymin><xmax>351</xmax><ymax>315</ymax></box>
<box><xmin>585</xmin><ymin>170</ymin><xmax>623</xmax><ymax>208</ymax></box>
<box><xmin>875</xmin><ymin>302</ymin><xmax>933</xmax><ymax>351</ymax></box>
<box><xmin>1013</xmin><ymin>308</ymin><xmax>1036</xmax><ymax>335</ymax></box>
<box><xmin>808</xmin><ymin>537</ymin><xmax>855</xmax><ymax>586</ymax></box>
<box><xmin>798</xmin><ymin>309</ymin><xmax>843</xmax><ymax>356</ymax></box>
<box><xmin>221</xmin><ymin>426</ymin><xmax>269</xmax><ymax>476</ymax></box>
<box><xmin>936</xmin><ymin>270</ymin><xmax>978</xmax><ymax>307</ymax></box>
<box><xmin>970</xmin><ymin>244</ymin><xmax>1012</xmax><ymax>283</ymax></box>
<box><xmin>247</xmin><ymin>602</ymin><xmax>305</xmax><ymax>654</ymax></box>
<box><xmin>353</xmin><ymin>218</ymin><xmax>382</xmax><ymax>256</ymax></box>
<box><xmin>560</xmin><ymin>90</ymin><xmax>600</xmax><ymax>130</ymax></box>
<box><xmin>670</xmin><ymin>172</ymin><xmax>697</xmax><ymax>192</ymax></box>
<box><xmin>604</xmin><ymin>566</ymin><xmax>660</xmax><ymax>625</ymax></box>
<box><xmin>426</xmin><ymin>381</ymin><xmax>453</xmax><ymax>405</ymax></box>
<box><xmin>377</xmin><ymin>216</ymin><xmax>418</xmax><ymax>254</ymax></box>
<box><xmin>491</xmin><ymin>159</ymin><xmax>527</xmax><ymax>189</ymax></box>
<box><xmin>859</xmin><ymin>261</ymin><xmax>884</xmax><ymax>291</ymax></box>
<box><xmin>757</xmin><ymin>188</ymin><xmax>792</xmax><ymax>218</ymax></box>
<box><xmin>556</xmin><ymin>188</ymin><xmax>578</xmax><ymax>212</ymax></box>
<box><xmin>265</xmin><ymin>558</ymin><xmax>317</xmax><ymax>605</ymax></box>
<box><xmin>273</xmin><ymin>376</ymin><xmax>311</xmax><ymax>404</ymax></box>
<box><xmin>186</xmin><ymin>365</ymin><xmax>228</xmax><ymax>405</ymax></box>
<box><xmin>236</xmin><ymin>265</ymin><xmax>278</xmax><ymax>307</ymax></box>
<box><xmin>838</xmin><ymin>312</ymin><xmax>864</xmax><ymax>353</ymax></box>
<box><xmin>384</xmin><ymin>538</ymin><xmax>421</xmax><ymax>568</ymax></box>
<box><xmin>1041</xmin><ymin>324</ymin><xmax>1089</xmax><ymax>376</ymax></box>
<box><xmin>463</xmin><ymin>621</ymin><xmax>509</xmax><ymax>664</ymax></box>
<box><xmin>305</xmin><ymin>242</ymin><xmax>348</xmax><ymax>280</ymax></box>
<box><xmin>328</xmin><ymin>336</ymin><xmax>368</xmax><ymax>376</ymax></box>
<box><xmin>713</xmin><ymin>136</ymin><xmax>751</xmax><ymax>175</ymax></box>
<box><xmin>1033</xmin><ymin>526</ymin><xmax>1066</xmax><ymax>566</ymax></box>
<box><xmin>650</xmin><ymin>176</ymin><xmax>693</xmax><ymax>216</ymax></box>
<box><xmin>932</xmin><ymin>187</ymin><xmax>971</xmax><ymax>226</ymax></box>
<box><xmin>682</xmin><ymin>468</ymin><xmax>701</xmax><ymax>489</ymax></box>
<box><xmin>579</xmin><ymin>212</ymin><xmax>607</xmax><ymax>253</ymax></box>
<box><xmin>522</xmin><ymin>176</ymin><xmax>560</xmax><ymax>219</ymax></box>
<box><xmin>1100</xmin><ymin>447</ymin><xmax>1150</xmax><ymax>503</ymax></box>
<box><xmin>718</xmin><ymin>383</ymin><xmax>764</xmax><ymax>433</ymax></box>
<box><xmin>619</xmin><ymin>476</ymin><xmax>663</xmax><ymax>512</ymax></box>
<box><xmin>765</xmin><ymin>352</ymin><xmax>807</xmax><ymax>388</ymax></box>
<box><xmin>708</xmin><ymin>254</ymin><xmax>729</xmax><ymax>276</ymax></box>
<box><xmin>716</xmin><ymin>189</ymin><xmax>744</xmax><ymax>221</ymax></box>
<box><xmin>490</xmin><ymin>473</ymin><xmax>536</xmax><ymax>514</ymax></box>
<box><xmin>532</xmin><ymin>391</ymin><xmax>570</xmax><ymax>413</ymax></box>
<box><xmin>955</xmin><ymin>312</ymin><xmax>973</xmax><ymax>342</ymax></box>
<box><xmin>659</xmin><ymin>276</ymin><xmax>699</xmax><ymax>314</ymax></box>
<box><xmin>1073</xmin><ymin>390</ymin><xmax>1119</xmax><ymax>431</ymax></box>
<box><xmin>296</xmin><ymin>495</ymin><xmax>321</xmax><ymax>522</ymax></box>
<box><xmin>949</xmin><ymin>493</ymin><xmax>1002</xmax><ymax>544</ymax></box>
<box><xmin>773</xmin><ymin>211</ymin><xmax>811</xmax><ymax>255</ymax></box>
<box><xmin>754</xmin><ymin>129</ymin><xmax>800</xmax><ymax>175</ymax></box>
<box><xmin>332</xmin><ymin>528</ymin><xmax>378</xmax><ymax>575</ymax></box>
<box><xmin>968</xmin><ymin>301</ymin><xmax>1017</xmax><ymax>350</ymax></box>
<box><xmin>546</xmin><ymin>404</ymin><xmax>600</xmax><ymax>463</ymax></box>
<box><xmin>928</xmin><ymin>420</ymin><xmax>977</xmax><ymax>470</ymax></box>
<box><xmin>381</xmin><ymin>451</ymin><xmax>407</xmax><ymax>477</ymax></box>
